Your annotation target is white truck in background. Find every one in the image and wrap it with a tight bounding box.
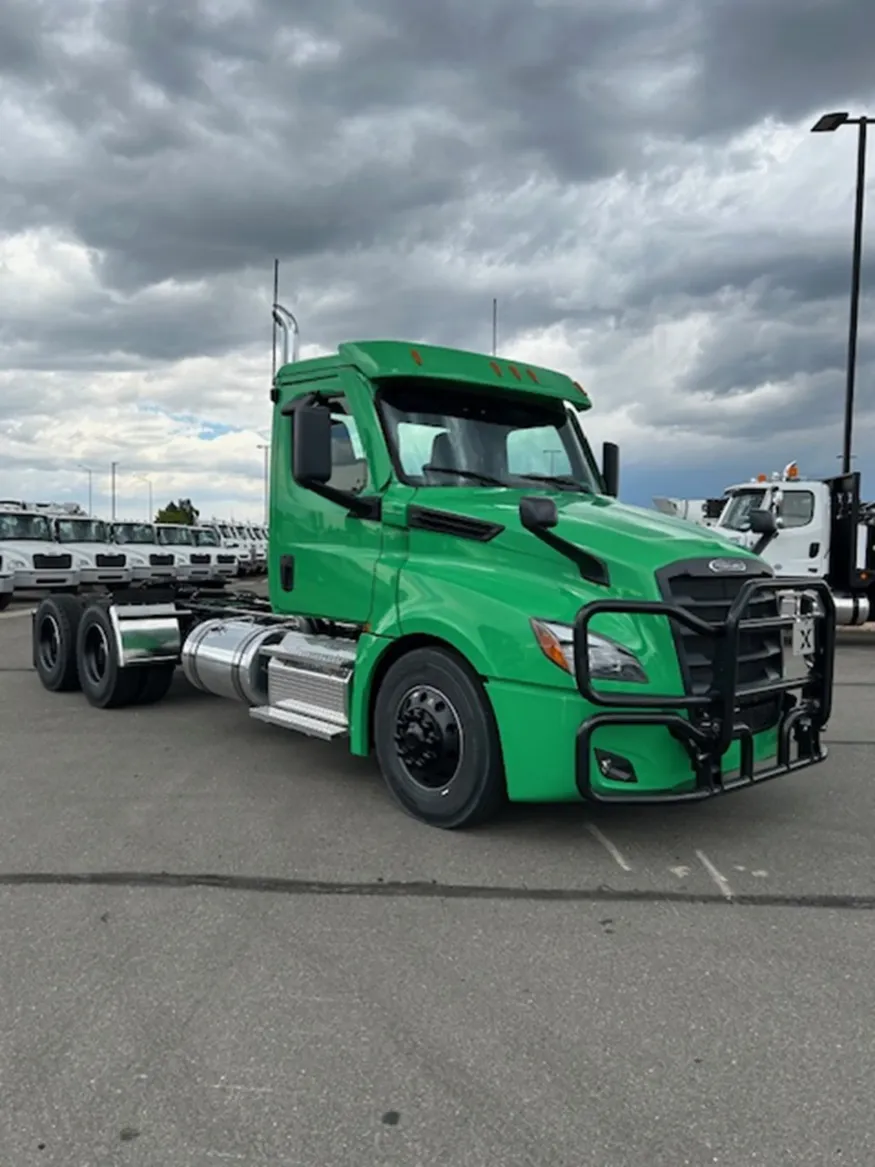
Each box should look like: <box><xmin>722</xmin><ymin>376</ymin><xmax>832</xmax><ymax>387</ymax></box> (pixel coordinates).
<box><xmin>191</xmin><ymin>525</ymin><xmax>239</xmax><ymax>581</ymax></box>
<box><xmin>47</xmin><ymin>512</ymin><xmax>133</xmax><ymax>587</ymax></box>
<box><xmin>0</xmin><ymin>558</ymin><xmax>13</xmax><ymax>610</ymax></box>
<box><xmin>154</xmin><ymin>522</ymin><xmax>222</xmax><ymax>584</ymax></box>
<box><xmin>710</xmin><ymin>463</ymin><xmax>875</xmax><ymax>626</ymax></box>
<box><xmin>0</xmin><ymin>501</ymin><xmax>81</xmax><ymax>597</ymax></box>
<box><xmin>111</xmin><ymin>520</ymin><xmax>183</xmax><ymax>585</ymax></box>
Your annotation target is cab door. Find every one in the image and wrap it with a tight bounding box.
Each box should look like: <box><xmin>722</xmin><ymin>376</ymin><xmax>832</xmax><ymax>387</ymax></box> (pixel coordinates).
<box><xmin>769</xmin><ymin>484</ymin><xmax>829</xmax><ymax>578</ymax></box>
<box><xmin>269</xmin><ymin>374</ymin><xmax>385</xmax><ymax>624</ymax></box>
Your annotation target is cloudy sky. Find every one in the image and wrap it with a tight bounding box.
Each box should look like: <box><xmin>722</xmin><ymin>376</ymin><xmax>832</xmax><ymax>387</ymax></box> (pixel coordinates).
<box><xmin>2</xmin><ymin>0</ymin><xmax>874</xmax><ymax>520</ymax></box>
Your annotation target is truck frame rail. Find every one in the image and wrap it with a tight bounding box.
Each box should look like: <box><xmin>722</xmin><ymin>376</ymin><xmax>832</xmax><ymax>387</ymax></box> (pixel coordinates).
<box><xmin>573</xmin><ymin>577</ymin><xmax>836</xmax><ymax>802</ymax></box>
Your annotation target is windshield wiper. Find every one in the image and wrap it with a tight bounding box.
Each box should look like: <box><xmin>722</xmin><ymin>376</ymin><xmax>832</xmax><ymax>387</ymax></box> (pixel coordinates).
<box><xmin>426</xmin><ymin>466</ymin><xmax>506</xmax><ymax>486</ymax></box>
<box><xmin>516</xmin><ymin>474</ymin><xmax>592</xmax><ymax>492</ymax></box>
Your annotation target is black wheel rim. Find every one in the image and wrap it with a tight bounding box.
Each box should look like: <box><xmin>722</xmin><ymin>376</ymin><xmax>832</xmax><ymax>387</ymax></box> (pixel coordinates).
<box><xmin>38</xmin><ymin>615</ymin><xmax>61</xmax><ymax>671</ymax></box>
<box><xmin>393</xmin><ymin>685</ymin><xmax>463</xmax><ymax>790</ymax></box>
<box><xmin>82</xmin><ymin>622</ymin><xmax>110</xmax><ymax>686</ymax></box>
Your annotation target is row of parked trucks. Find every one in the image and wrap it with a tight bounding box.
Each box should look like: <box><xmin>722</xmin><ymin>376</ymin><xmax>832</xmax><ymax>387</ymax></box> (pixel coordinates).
<box><xmin>0</xmin><ymin>501</ymin><xmax>268</xmax><ymax>608</ymax></box>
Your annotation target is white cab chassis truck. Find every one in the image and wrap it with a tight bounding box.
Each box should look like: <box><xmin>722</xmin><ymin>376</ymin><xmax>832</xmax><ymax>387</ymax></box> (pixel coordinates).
<box><xmin>0</xmin><ymin>560</ymin><xmax>13</xmax><ymax>610</ymax></box>
<box><xmin>111</xmin><ymin>521</ymin><xmax>181</xmax><ymax>585</ymax></box>
<box><xmin>714</xmin><ymin>464</ymin><xmax>875</xmax><ymax>626</ymax></box>
<box><xmin>192</xmin><ymin>525</ymin><xmax>238</xmax><ymax>581</ymax></box>
<box><xmin>0</xmin><ymin>502</ymin><xmax>81</xmax><ymax>595</ymax></box>
<box><xmin>154</xmin><ymin>522</ymin><xmax>222</xmax><ymax>584</ymax></box>
<box><xmin>50</xmin><ymin>514</ymin><xmax>132</xmax><ymax>587</ymax></box>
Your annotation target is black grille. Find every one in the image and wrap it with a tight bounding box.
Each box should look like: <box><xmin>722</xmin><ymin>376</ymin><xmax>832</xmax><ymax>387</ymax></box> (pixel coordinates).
<box><xmin>95</xmin><ymin>553</ymin><xmax>125</xmax><ymax>567</ymax></box>
<box><xmin>658</xmin><ymin>562</ymin><xmax>783</xmax><ymax>733</ymax></box>
<box><xmin>190</xmin><ymin>553</ymin><xmax>210</xmax><ymax>564</ymax></box>
<box><xmin>33</xmin><ymin>553</ymin><xmax>72</xmax><ymax>569</ymax></box>
<box><xmin>149</xmin><ymin>553</ymin><xmax>174</xmax><ymax>566</ymax></box>
<box><xmin>218</xmin><ymin>554</ymin><xmax>235</xmax><ymax>564</ymax></box>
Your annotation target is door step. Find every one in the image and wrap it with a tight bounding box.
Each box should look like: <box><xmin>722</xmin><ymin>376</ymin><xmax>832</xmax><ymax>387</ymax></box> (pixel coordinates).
<box><xmin>251</xmin><ymin>629</ymin><xmax>356</xmax><ymax>738</ymax></box>
<box><xmin>249</xmin><ymin>703</ymin><xmax>347</xmax><ymax>740</ymax></box>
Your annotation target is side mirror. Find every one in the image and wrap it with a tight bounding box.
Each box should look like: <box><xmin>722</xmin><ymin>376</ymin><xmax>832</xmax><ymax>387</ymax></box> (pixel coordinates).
<box><xmin>602</xmin><ymin>441</ymin><xmax>619</xmax><ymax>497</ymax></box>
<box><xmin>749</xmin><ymin>508</ymin><xmax>778</xmax><ymax>556</ymax></box>
<box><xmin>749</xmin><ymin>509</ymin><xmax>777</xmax><ymax>536</ymax></box>
<box><xmin>293</xmin><ymin>406</ymin><xmax>332</xmax><ymax>485</ymax></box>
<box><xmin>519</xmin><ymin>496</ymin><xmax>558</xmax><ymax>531</ymax></box>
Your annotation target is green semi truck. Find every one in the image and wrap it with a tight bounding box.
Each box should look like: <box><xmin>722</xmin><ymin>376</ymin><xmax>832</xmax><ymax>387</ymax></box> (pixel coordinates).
<box><xmin>30</xmin><ymin>316</ymin><xmax>837</xmax><ymax>827</ymax></box>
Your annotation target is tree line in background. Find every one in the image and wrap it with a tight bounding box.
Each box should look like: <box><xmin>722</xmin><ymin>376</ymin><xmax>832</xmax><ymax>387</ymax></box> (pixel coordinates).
<box><xmin>154</xmin><ymin>498</ymin><xmax>200</xmax><ymax>524</ymax></box>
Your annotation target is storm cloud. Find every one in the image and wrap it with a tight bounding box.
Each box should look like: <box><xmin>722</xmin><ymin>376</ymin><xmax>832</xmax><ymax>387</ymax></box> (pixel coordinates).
<box><xmin>1</xmin><ymin>0</ymin><xmax>873</xmax><ymax>516</ymax></box>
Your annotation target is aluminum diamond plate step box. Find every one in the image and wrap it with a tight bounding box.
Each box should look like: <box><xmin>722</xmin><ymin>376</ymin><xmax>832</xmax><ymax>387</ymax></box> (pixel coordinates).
<box><xmin>249</xmin><ymin>630</ymin><xmax>357</xmax><ymax>740</ymax></box>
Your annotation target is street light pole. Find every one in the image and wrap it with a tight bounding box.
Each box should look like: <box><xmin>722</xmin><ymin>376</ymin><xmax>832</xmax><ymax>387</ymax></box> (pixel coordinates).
<box><xmin>256</xmin><ymin>444</ymin><xmax>269</xmax><ymax>524</ymax></box>
<box><xmin>811</xmin><ymin>111</ymin><xmax>874</xmax><ymax>474</ymax></box>
<box><xmin>110</xmin><ymin>461</ymin><xmax>119</xmax><ymax>521</ymax></box>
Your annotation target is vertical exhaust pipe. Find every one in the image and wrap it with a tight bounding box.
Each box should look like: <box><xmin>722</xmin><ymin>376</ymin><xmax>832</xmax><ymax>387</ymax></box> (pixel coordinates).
<box><xmin>272</xmin><ymin>304</ymin><xmax>300</xmax><ymax>364</ymax></box>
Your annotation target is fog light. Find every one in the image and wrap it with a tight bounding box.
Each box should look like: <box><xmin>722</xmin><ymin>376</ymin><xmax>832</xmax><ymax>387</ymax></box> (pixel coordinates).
<box><xmin>595</xmin><ymin>749</ymin><xmax>637</xmax><ymax>783</ymax></box>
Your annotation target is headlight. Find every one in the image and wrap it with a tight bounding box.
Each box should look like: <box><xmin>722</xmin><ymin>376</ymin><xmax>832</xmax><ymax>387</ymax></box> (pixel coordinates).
<box><xmin>530</xmin><ymin>618</ymin><xmax>648</xmax><ymax>683</ymax></box>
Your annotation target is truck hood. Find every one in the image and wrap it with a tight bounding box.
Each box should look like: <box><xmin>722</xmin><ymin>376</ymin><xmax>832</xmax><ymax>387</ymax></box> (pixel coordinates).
<box><xmin>411</xmin><ymin>488</ymin><xmax>759</xmax><ymax>588</ymax></box>
<box><xmin>59</xmin><ymin>542</ymin><xmax>129</xmax><ymax>561</ymax></box>
<box><xmin>0</xmin><ymin>540</ymin><xmax>67</xmax><ymax>561</ymax></box>
<box><xmin>123</xmin><ymin>545</ymin><xmax>186</xmax><ymax>560</ymax></box>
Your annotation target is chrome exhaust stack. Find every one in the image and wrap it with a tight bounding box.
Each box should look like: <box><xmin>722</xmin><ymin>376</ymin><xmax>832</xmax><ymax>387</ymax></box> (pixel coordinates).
<box><xmin>272</xmin><ymin>303</ymin><xmax>300</xmax><ymax>364</ymax></box>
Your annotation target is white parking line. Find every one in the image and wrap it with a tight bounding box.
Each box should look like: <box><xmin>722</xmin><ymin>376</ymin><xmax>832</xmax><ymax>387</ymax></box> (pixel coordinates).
<box><xmin>695</xmin><ymin>849</ymin><xmax>734</xmax><ymax>900</ymax></box>
<box><xmin>586</xmin><ymin>823</ymin><xmax>632</xmax><ymax>871</ymax></box>
<box><xmin>0</xmin><ymin>607</ymin><xmax>31</xmax><ymax>620</ymax></box>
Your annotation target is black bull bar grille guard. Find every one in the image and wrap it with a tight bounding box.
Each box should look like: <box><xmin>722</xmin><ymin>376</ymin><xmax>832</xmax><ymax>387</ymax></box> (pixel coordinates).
<box><xmin>573</xmin><ymin>577</ymin><xmax>837</xmax><ymax>803</ymax></box>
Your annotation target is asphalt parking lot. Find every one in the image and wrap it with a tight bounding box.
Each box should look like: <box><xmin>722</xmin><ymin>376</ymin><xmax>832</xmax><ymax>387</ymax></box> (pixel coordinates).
<box><xmin>1</xmin><ymin>596</ymin><xmax>873</xmax><ymax>1166</ymax></box>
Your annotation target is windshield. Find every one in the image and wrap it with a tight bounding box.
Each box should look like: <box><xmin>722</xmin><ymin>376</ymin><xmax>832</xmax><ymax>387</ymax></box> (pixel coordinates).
<box><xmin>113</xmin><ymin>523</ymin><xmax>156</xmax><ymax>545</ymax></box>
<box><xmin>721</xmin><ymin>489</ymin><xmax>768</xmax><ymax>531</ymax></box>
<box><xmin>192</xmin><ymin>528</ymin><xmax>219</xmax><ymax>546</ymax></box>
<box><xmin>56</xmin><ymin>519</ymin><xmax>109</xmax><ymax>543</ymax></box>
<box><xmin>156</xmin><ymin>525</ymin><xmax>194</xmax><ymax>546</ymax></box>
<box><xmin>0</xmin><ymin>513</ymin><xmax>52</xmax><ymax>541</ymax></box>
<box><xmin>376</xmin><ymin>380</ymin><xmax>601</xmax><ymax>492</ymax></box>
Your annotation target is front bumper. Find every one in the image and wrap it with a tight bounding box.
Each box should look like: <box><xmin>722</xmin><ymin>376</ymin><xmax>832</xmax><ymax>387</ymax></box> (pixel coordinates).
<box><xmin>0</xmin><ymin>575</ymin><xmax>13</xmax><ymax>596</ymax></box>
<box><xmin>13</xmin><ymin>568</ymin><xmax>80</xmax><ymax>589</ymax></box>
<box><xmin>132</xmin><ymin>565</ymin><xmax>176</xmax><ymax>584</ymax></box>
<box><xmin>573</xmin><ymin>577</ymin><xmax>836</xmax><ymax>803</ymax></box>
<box><xmin>80</xmin><ymin>567</ymin><xmax>132</xmax><ymax>586</ymax></box>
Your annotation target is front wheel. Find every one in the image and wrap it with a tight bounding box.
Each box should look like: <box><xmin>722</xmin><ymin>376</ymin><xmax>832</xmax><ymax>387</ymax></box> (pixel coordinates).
<box><xmin>373</xmin><ymin>647</ymin><xmax>506</xmax><ymax>829</ymax></box>
<box><xmin>0</xmin><ymin>592</ymin><xmax>12</xmax><ymax>612</ymax></box>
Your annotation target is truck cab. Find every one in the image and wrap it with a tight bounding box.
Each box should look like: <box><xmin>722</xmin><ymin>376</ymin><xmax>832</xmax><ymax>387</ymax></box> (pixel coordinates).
<box><xmin>259</xmin><ymin>340</ymin><xmax>834</xmax><ymax>817</ymax></box>
<box><xmin>0</xmin><ymin>502</ymin><xmax>81</xmax><ymax>593</ymax></box>
<box><xmin>154</xmin><ymin>522</ymin><xmax>216</xmax><ymax>583</ymax></box>
<box><xmin>714</xmin><ymin>463</ymin><xmax>875</xmax><ymax>625</ymax></box>
<box><xmin>193</xmin><ymin>525</ymin><xmax>239</xmax><ymax>579</ymax></box>
<box><xmin>51</xmin><ymin>515</ymin><xmax>132</xmax><ymax>587</ymax></box>
<box><xmin>31</xmin><ymin>337</ymin><xmax>835</xmax><ymax>829</ymax></box>
<box><xmin>111</xmin><ymin>520</ymin><xmax>180</xmax><ymax>584</ymax></box>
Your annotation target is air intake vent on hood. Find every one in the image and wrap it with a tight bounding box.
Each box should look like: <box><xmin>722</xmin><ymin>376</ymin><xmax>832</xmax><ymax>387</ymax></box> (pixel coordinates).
<box><xmin>407</xmin><ymin>506</ymin><xmax>504</xmax><ymax>543</ymax></box>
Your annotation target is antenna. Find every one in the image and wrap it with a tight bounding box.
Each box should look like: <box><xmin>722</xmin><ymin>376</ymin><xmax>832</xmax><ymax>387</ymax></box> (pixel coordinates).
<box><xmin>492</xmin><ymin>298</ymin><xmax>498</xmax><ymax>355</ymax></box>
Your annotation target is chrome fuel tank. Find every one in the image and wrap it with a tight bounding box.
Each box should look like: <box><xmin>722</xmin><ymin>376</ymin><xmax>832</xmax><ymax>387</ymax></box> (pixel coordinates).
<box><xmin>181</xmin><ymin>618</ymin><xmax>288</xmax><ymax>705</ymax></box>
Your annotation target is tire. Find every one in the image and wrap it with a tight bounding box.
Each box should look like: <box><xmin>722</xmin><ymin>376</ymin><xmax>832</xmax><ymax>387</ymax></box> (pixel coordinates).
<box><xmin>133</xmin><ymin>663</ymin><xmax>176</xmax><ymax>705</ymax></box>
<box><xmin>75</xmin><ymin>603</ymin><xmax>142</xmax><ymax>709</ymax></box>
<box><xmin>33</xmin><ymin>594</ymin><xmax>85</xmax><ymax>692</ymax></box>
<box><xmin>373</xmin><ymin>647</ymin><xmax>506</xmax><ymax>829</ymax></box>
<box><xmin>0</xmin><ymin>592</ymin><xmax>12</xmax><ymax>612</ymax></box>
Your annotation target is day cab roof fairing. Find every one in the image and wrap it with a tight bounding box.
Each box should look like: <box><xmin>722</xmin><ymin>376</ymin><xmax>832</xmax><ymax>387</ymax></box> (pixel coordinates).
<box><xmin>275</xmin><ymin>340</ymin><xmax>593</xmax><ymax>410</ymax></box>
